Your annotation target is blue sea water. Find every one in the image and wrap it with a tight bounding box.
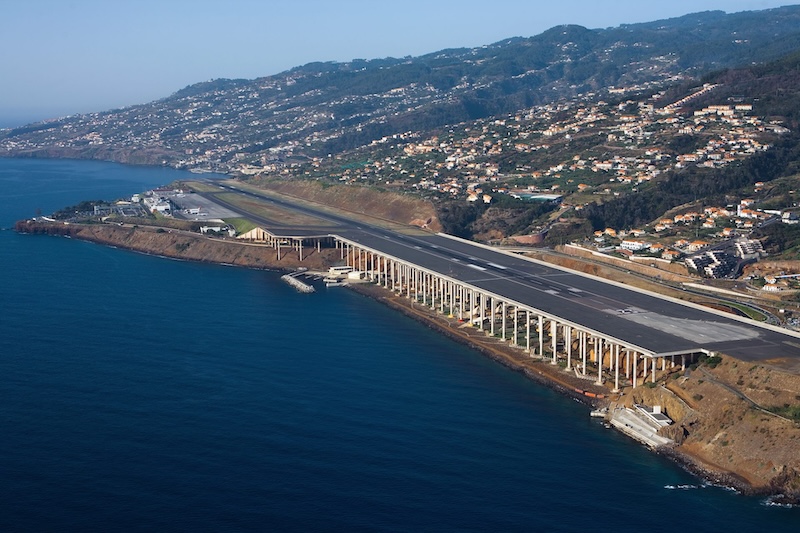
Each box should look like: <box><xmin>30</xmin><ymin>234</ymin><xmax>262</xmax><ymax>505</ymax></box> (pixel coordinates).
<box><xmin>0</xmin><ymin>158</ymin><xmax>797</xmax><ymax>532</ymax></box>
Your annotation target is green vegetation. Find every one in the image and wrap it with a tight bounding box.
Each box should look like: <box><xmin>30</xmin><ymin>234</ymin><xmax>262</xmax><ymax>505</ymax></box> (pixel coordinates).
<box><xmin>695</xmin><ymin>353</ymin><xmax>723</xmax><ymax>369</ymax></box>
<box><xmin>183</xmin><ymin>181</ymin><xmax>223</xmax><ymax>193</ymax></box>
<box><xmin>725</xmin><ymin>303</ymin><xmax>769</xmax><ymax>322</ymax></box>
<box><xmin>767</xmin><ymin>404</ymin><xmax>800</xmax><ymax>422</ymax></box>
<box><xmin>52</xmin><ymin>200</ymin><xmax>105</xmax><ymax>219</ymax></box>
<box><xmin>225</xmin><ymin>217</ymin><xmax>257</xmax><ymax>235</ymax></box>
<box><xmin>753</xmin><ymin>221</ymin><xmax>800</xmax><ymax>258</ymax></box>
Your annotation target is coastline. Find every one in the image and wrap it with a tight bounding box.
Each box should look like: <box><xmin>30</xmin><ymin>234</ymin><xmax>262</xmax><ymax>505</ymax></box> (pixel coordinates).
<box><xmin>345</xmin><ymin>282</ymin><xmax>797</xmax><ymax>503</ymax></box>
<box><xmin>14</xmin><ymin>219</ymin><xmax>800</xmax><ymax>503</ymax></box>
<box><xmin>13</xmin><ymin>219</ymin><xmax>333</xmax><ymax>271</ymax></box>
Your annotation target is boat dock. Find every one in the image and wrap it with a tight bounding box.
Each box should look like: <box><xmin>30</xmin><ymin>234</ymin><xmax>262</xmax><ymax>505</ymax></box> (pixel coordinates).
<box><xmin>608</xmin><ymin>406</ymin><xmax>674</xmax><ymax>448</ymax></box>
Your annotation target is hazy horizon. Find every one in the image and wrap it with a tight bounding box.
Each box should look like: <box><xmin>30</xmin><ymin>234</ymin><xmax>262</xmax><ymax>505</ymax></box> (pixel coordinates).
<box><xmin>1</xmin><ymin>0</ymin><xmax>795</xmax><ymax>129</ymax></box>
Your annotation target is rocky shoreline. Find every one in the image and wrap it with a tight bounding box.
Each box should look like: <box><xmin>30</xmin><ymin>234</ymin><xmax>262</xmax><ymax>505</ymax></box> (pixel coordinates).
<box><xmin>15</xmin><ymin>219</ymin><xmax>800</xmax><ymax>504</ymax></box>
<box><xmin>347</xmin><ymin>282</ymin><xmax>800</xmax><ymax>504</ymax></box>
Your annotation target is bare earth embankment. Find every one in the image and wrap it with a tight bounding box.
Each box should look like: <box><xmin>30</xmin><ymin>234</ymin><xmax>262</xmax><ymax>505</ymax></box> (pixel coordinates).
<box><xmin>243</xmin><ymin>178</ymin><xmax>443</xmax><ymax>232</ymax></box>
<box><xmin>14</xmin><ymin>220</ymin><xmax>336</xmax><ymax>271</ymax></box>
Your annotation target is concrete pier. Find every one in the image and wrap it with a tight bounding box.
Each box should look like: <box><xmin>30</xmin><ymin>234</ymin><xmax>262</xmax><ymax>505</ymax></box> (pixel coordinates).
<box><xmin>281</xmin><ymin>272</ymin><xmax>315</xmax><ymax>293</ymax></box>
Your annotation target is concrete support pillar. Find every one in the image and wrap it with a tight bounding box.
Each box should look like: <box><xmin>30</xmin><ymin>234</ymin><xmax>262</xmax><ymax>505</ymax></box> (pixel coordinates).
<box><xmin>470</xmin><ymin>289</ymin><xmax>476</xmax><ymax>326</ymax></box>
<box><xmin>526</xmin><ymin>310</ymin><xmax>531</xmax><ymax>353</ymax></box>
<box><xmin>652</xmin><ymin>358</ymin><xmax>657</xmax><ymax>384</ymax></box>
<box><xmin>490</xmin><ymin>297</ymin><xmax>495</xmax><ymax>336</ymax></box>
<box><xmin>640</xmin><ymin>354</ymin><xmax>646</xmax><ymax>382</ymax></box>
<box><xmin>550</xmin><ymin>320</ymin><xmax>558</xmax><ymax>365</ymax></box>
<box><xmin>625</xmin><ymin>349</ymin><xmax>631</xmax><ymax>379</ymax></box>
<box><xmin>565</xmin><ymin>325</ymin><xmax>572</xmax><ymax>370</ymax></box>
<box><xmin>633</xmin><ymin>354</ymin><xmax>638</xmax><ymax>388</ymax></box>
<box><xmin>538</xmin><ymin>315</ymin><xmax>544</xmax><ymax>357</ymax></box>
<box><xmin>613</xmin><ymin>345</ymin><xmax>620</xmax><ymax>393</ymax></box>
<box><xmin>596</xmin><ymin>338</ymin><xmax>604</xmax><ymax>385</ymax></box>
<box><xmin>397</xmin><ymin>263</ymin><xmax>403</xmax><ymax>294</ymax></box>
<box><xmin>479</xmin><ymin>293</ymin><xmax>485</xmax><ymax>330</ymax></box>
<box><xmin>581</xmin><ymin>331</ymin><xmax>587</xmax><ymax>375</ymax></box>
<box><xmin>501</xmin><ymin>302</ymin><xmax>507</xmax><ymax>341</ymax></box>
<box><xmin>449</xmin><ymin>282</ymin><xmax>455</xmax><ymax>317</ymax></box>
<box><xmin>513</xmin><ymin>306</ymin><xmax>518</xmax><ymax>346</ymax></box>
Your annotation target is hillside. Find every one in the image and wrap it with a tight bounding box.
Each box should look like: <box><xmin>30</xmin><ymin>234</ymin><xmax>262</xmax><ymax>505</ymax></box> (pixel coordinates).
<box><xmin>578</xmin><ymin>51</ymin><xmax>800</xmax><ymax>234</ymax></box>
<box><xmin>273</xmin><ymin>48</ymin><xmax>800</xmax><ymax>244</ymax></box>
<box><xmin>3</xmin><ymin>7</ymin><xmax>800</xmax><ymax>174</ymax></box>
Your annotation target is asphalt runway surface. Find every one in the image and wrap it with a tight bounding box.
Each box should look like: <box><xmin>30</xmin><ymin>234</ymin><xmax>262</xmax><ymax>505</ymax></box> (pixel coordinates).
<box><xmin>203</xmin><ymin>181</ymin><xmax>800</xmax><ymax>362</ymax></box>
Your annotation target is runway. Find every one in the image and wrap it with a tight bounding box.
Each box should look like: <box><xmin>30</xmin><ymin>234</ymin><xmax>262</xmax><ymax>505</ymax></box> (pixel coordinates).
<box><xmin>205</xmin><ymin>181</ymin><xmax>800</xmax><ymax>363</ymax></box>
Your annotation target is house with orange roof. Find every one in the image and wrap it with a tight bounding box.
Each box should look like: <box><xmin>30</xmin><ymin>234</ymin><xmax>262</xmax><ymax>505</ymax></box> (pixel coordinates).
<box><xmin>687</xmin><ymin>240</ymin><xmax>710</xmax><ymax>252</ymax></box>
<box><xmin>662</xmin><ymin>250</ymin><xmax>681</xmax><ymax>261</ymax></box>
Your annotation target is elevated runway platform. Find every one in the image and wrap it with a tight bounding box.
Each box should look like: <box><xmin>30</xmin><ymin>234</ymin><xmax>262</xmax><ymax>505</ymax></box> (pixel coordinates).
<box><xmin>193</xmin><ymin>180</ymin><xmax>800</xmax><ymax>378</ymax></box>
<box><xmin>336</xmin><ymin>230</ymin><xmax>800</xmax><ymax>364</ymax></box>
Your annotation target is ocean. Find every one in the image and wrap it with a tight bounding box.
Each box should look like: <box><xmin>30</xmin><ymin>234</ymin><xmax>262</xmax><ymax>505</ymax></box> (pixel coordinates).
<box><xmin>0</xmin><ymin>157</ymin><xmax>797</xmax><ymax>531</ymax></box>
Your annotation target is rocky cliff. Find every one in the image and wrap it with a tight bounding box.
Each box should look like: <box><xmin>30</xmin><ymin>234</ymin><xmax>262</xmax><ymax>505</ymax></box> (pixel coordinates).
<box><xmin>629</xmin><ymin>356</ymin><xmax>800</xmax><ymax>501</ymax></box>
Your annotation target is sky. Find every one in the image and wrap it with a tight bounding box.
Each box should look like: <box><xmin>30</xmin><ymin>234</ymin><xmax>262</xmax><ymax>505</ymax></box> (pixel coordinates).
<box><xmin>0</xmin><ymin>0</ymin><xmax>795</xmax><ymax>128</ymax></box>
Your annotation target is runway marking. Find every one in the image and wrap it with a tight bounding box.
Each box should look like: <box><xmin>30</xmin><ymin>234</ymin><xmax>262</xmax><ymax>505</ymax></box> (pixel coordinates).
<box><xmin>487</xmin><ymin>262</ymin><xmax>507</xmax><ymax>270</ymax></box>
<box><xmin>468</xmin><ymin>264</ymin><xmax>487</xmax><ymax>271</ymax></box>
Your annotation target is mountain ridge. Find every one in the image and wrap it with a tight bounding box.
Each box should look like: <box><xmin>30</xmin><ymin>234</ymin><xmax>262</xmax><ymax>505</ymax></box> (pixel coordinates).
<box><xmin>4</xmin><ymin>6</ymin><xmax>800</xmax><ymax>172</ymax></box>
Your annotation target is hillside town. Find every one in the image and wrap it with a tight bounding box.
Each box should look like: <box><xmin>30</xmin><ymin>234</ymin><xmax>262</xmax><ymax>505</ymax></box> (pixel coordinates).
<box><xmin>302</xmin><ymin>84</ymin><xmax>777</xmax><ymax>202</ymax></box>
